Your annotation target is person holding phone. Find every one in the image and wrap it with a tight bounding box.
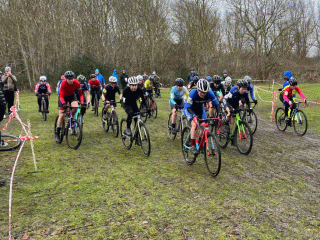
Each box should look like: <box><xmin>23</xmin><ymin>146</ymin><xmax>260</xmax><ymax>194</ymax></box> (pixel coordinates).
<box><xmin>1</xmin><ymin>67</ymin><xmax>17</xmax><ymax>114</ymax></box>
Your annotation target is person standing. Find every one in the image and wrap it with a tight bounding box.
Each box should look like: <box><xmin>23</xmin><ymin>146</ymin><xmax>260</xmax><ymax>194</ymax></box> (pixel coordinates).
<box><xmin>112</xmin><ymin>69</ymin><xmax>119</xmax><ymax>85</ymax></box>
<box><xmin>1</xmin><ymin>67</ymin><xmax>17</xmax><ymax>114</ymax></box>
<box><xmin>95</xmin><ymin>69</ymin><xmax>105</xmax><ymax>88</ymax></box>
<box><xmin>120</xmin><ymin>70</ymin><xmax>128</xmax><ymax>90</ymax></box>
<box><xmin>0</xmin><ymin>71</ymin><xmax>3</xmax><ymax>90</ymax></box>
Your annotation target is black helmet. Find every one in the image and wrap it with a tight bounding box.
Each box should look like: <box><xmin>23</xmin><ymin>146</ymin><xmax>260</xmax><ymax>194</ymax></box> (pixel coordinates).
<box><xmin>212</xmin><ymin>75</ymin><xmax>222</xmax><ymax>84</ymax></box>
<box><xmin>175</xmin><ymin>78</ymin><xmax>184</xmax><ymax>86</ymax></box>
<box><xmin>64</xmin><ymin>71</ymin><xmax>74</xmax><ymax>79</ymax></box>
<box><xmin>237</xmin><ymin>79</ymin><xmax>249</xmax><ymax>88</ymax></box>
<box><xmin>77</xmin><ymin>75</ymin><xmax>86</xmax><ymax>84</ymax></box>
<box><xmin>223</xmin><ymin>70</ymin><xmax>228</xmax><ymax>75</ymax></box>
<box><xmin>90</xmin><ymin>74</ymin><xmax>96</xmax><ymax>78</ymax></box>
<box><xmin>289</xmin><ymin>77</ymin><xmax>297</xmax><ymax>86</ymax></box>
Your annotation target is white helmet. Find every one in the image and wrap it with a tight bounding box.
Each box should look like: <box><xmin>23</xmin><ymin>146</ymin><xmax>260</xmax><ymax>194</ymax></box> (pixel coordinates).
<box><xmin>244</xmin><ymin>75</ymin><xmax>252</xmax><ymax>84</ymax></box>
<box><xmin>40</xmin><ymin>76</ymin><xmax>47</xmax><ymax>82</ymax></box>
<box><xmin>5</xmin><ymin>66</ymin><xmax>11</xmax><ymax>72</ymax></box>
<box><xmin>136</xmin><ymin>75</ymin><xmax>143</xmax><ymax>81</ymax></box>
<box><xmin>225</xmin><ymin>76</ymin><xmax>232</xmax><ymax>84</ymax></box>
<box><xmin>128</xmin><ymin>76</ymin><xmax>138</xmax><ymax>85</ymax></box>
<box><xmin>197</xmin><ymin>78</ymin><xmax>210</xmax><ymax>92</ymax></box>
<box><xmin>109</xmin><ymin>76</ymin><xmax>117</xmax><ymax>83</ymax></box>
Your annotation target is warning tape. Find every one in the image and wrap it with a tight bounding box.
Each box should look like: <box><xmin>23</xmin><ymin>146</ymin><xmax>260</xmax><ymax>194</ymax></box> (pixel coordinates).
<box><xmin>254</xmin><ymin>86</ymin><xmax>273</xmax><ymax>103</ymax></box>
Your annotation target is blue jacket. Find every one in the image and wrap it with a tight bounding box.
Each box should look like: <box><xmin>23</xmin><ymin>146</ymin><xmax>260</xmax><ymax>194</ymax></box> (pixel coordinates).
<box><xmin>95</xmin><ymin>73</ymin><xmax>105</xmax><ymax>86</ymax></box>
<box><xmin>112</xmin><ymin>69</ymin><xmax>119</xmax><ymax>84</ymax></box>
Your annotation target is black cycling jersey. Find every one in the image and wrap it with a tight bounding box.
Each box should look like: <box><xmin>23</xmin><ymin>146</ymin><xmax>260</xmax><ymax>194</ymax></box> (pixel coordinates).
<box><xmin>103</xmin><ymin>84</ymin><xmax>121</xmax><ymax>101</ymax></box>
<box><xmin>122</xmin><ymin>86</ymin><xmax>146</xmax><ymax>107</ymax></box>
<box><xmin>210</xmin><ymin>83</ymin><xmax>225</xmax><ymax>96</ymax></box>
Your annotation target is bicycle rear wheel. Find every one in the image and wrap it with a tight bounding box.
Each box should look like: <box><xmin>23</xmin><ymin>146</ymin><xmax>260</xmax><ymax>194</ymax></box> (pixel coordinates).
<box><xmin>181</xmin><ymin>127</ymin><xmax>196</xmax><ymax>165</ymax></box>
<box><xmin>293</xmin><ymin>109</ymin><xmax>307</xmax><ymax>136</ymax></box>
<box><xmin>203</xmin><ymin>132</ymin><xmax>221</xmax><ymax>177</ymax></box>
<box><xmin>54</xmin><ymin>116</ymin><xmax>65</xmax><ymax>143</ymax></box>
<box><xmin>167</xmin><ymin>113</ymin><xmax>177</xmax><ymax>140</ymax></box>
<box><xmin>235</xmin><ymin>121</ymin><xmax>253</xmax><ymax>155</ymax></box>
<box><xmin>150</xmin><ymin>100</ymin><xmax>157</xmax><ymax>119</ymax></box>
<box><xmin>120</xmin><ymin>119</ymin><xmax>133</xmax><ymax>149</ymax></box>
<box><xmin>139</xmin><ymin>103</ymin><xmax>148</xmax><ymax>123</ymax></box>
<box><xmin>246</xmin><ymin>111</ymin><xmax>257</xmax><ymax>134</ymax></box>
<box><xmin>41</xmin><ymin>99</ymin><xmax>47</xmax><ymax>121</ymax></box>
<box><xmin>0</xmin><ymin>133</ymin><xmax>21</xmax><ymax>151</ymax></box>
<box><xmin>275</xmin><ymin>108</ymin><xmax>287</xmax><ymax>132</ymax></box>
<box><xmin>112</xmin><ymin>111</ymin><xmax>119</xmax><ymax>137</ymax></box>
<box><xmin>66</xmin><ymin>118</ymin><xmax>82</xmax><ymax>149</ymax></box>
<box><xmin>138</xmin><ymin>122</ymin><xmax>151</xmax><ymax>156</ymax></box>
<box><xmin>101</xmin><ymin>108</ymin><xmax>110</xmax><ymax>132</ymax></box>
<box><xmin>214</xmin><ymin>121</ymin><xmax>229</xmax><ymax>149</ymax></box>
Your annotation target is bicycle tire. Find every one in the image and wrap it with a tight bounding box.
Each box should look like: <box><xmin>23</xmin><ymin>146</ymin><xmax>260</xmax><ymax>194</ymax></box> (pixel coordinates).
<box><xmin>235</xmin><ymin>121</ymin><xmax>253</xmax><ymax>155</ymax></box>
<box><xmin>120</xmin><ymin>119</ymin><xmax>133</xmax><ymax>149</ymax></box>
<box><xmin>101</xmin><ymin>108</ymin><xmax>110</xmax><ymax>132</ymax></box>
<box><xmin>138</xmin><ymin>122</ymin><xmax>151</xmax><ymax>156</ymax></box>
<box><xmin>0</xmin><ymin>134</ymin><xmax>21</xmax><ymax>151</ymax></box>
<box><xmin>293</xmin><ymin>109</ymin><xmax>307</xmax><ymax>136</ymax></box>
<box><xmin>203</xmin><ymin>132</ymin><xmax>221</xmax><ymax>177</ymax></box>
<box><xmin>181</xmin><ymin>127</ymin><xmax>196</xmax><ymax>165</ymax></box>
<box><xmin>246</xmin><ymin>111</ymin><xmax>257</xmax><ymax>134</ymax></box>
<box><xmin>151</xmin><ymin>100</ymin><xmax>157</xmax><ymax>119</ymax></box>
<box><xmin>214</xmin><ymin>122</ymin><xmax>229</xmax><ymax>149</ymax></box>
<box><xmin>54</xmin><ymin>116</ymin><xmax>65</xmax><ymax>143</ymax></box>
<box><xmin>181</xmin><ymin>115</ymin><xmax>189</xmax><ymax>135</ymax></box>
<box><xmin>275</xmin><ymin>108</ymin><xmax>287</xmax><ymax>132</ymax></box>
<box><xmin>66</xmin><ymin>118</ymin><xmax>82</xmax><ymax>149</ymax></box>
<box><xmin>167</xmin><ymin>113</ymin><xmax>177</xmax><ymax>140</ymax></box>
<box><xmin>112</xmin><ymin>111</ymin><xmax>119</xmax><ymax>137</ymax></box>
<box><xmin>94</xmin><ymin>95</ymin><xmax>99</xmax><ymax>116</ymax></box>
<box><xmin>42</xmin><ymin>98</ymin><xmax>47</xmax><ymax>121</ymax></box>
<box><xmin>140</xmin><ymin>103</ymin><xmax>148</xmax><ymax>123</ymax></box>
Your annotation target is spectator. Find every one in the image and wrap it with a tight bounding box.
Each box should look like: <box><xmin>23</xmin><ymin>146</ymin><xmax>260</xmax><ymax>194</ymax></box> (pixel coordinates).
<box><xmin>0</xmin><ymin>85</ymin><xmax>6</xmax><ymax>121</ymax></box>
<box><xmin>1</xmin><ymin>66</ymin><xmax>17</xmax><ymax>114</ymax></box>
<box><xmin>221</xmin><ymin>70</ymin><xmax>228</xmax><ymax>81</ymax></box>
<box><xmin>143</xmin><ymin>72</ymin><xmax>148</xmax><ymax>81</ymax></box>
<box><xmin>0</xmin><ymin>71</ymin><xmax>3</xmax><ymax>90</ymax></box>
<box><xmin>95</xmin><ymin>69</ymin><xmax>105</xmax><ymax>87</ymax></box>
<box><xmin>120</xmin><ymin>70</ymin><xmax>128</xmax><ymax>90</ymax></box>
<box><xmin>112</xmin><ymin>69</ymin><xmax>119</xmax><ymax>85</ymax></box>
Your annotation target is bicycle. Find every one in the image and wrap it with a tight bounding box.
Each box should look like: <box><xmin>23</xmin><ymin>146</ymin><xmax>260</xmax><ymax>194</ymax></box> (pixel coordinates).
<box><xmin>120</xmin><ymin>112</ymin><xmax>151</xmax><ymax>156</ymax></box>
<box><xmin>240</xmin><ymin>102</ymin><xmax>258</xmax><ymax>135</ymax></box>
<box><xmin>181</xmin><ymin>118</ymin><xmax>221</xmax><ymax>177</ymax></box>
<box><xmin>91</xmin><ymin>89</ymin><xmax>100</xmax><ymax>116</ymax></box>
<box><xmin>54</xmin><ymin>105</ymin><xmax>83</xmax><ymax>149</ymax></box>
<box><xmin>275</xmin><ymin>102</ymin><xmax>307</xmax><ymax>136</ymax></box>
<box><xmin>39</xmin><ymin>93</ymin><xmax>49</xmax><ymax>121</ymax></box>
<box><xmin>0</xmin><ymin>131</ymin><xmax>21</xmax><ymax>151</ymax></box>
<box><xmin>141</xmin><ymin>92</ymin><xmax>157</xmax><ymax>121</ymax></box>
<box><xmin>215</xmin><ymin>108</ymin><xmax>253</xmax><ymax>155</ymax></box>
<box><xmin>167</xmin><ymin>106</ymin><xmax>189</xmax><ymax>140</ymax></box>
<box><xmin>101</xmin><ymin>100</ymin><xmax>120</xmax><ymax>137</ymax></box>
<box><xmin>74</xmin><ymin>103</ymin><xmax>84</xmax><ymax>130</ymax></box>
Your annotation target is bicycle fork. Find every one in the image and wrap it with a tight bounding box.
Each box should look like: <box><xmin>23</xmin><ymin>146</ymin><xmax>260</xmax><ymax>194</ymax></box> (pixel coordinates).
<box><xmin>238</xmin><ymin>123</ymin><xmax>247</xmax><ymax>140</ymax></box>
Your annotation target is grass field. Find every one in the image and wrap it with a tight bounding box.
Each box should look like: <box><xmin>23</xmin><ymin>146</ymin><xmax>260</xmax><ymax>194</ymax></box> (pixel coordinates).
<box><xmin>0</xmin><ymin>86</ymin><xmax>320</xmax><ymax>239</ymax></box>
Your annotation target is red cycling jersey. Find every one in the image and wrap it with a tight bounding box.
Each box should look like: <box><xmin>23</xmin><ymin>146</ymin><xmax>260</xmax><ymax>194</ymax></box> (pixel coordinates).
<box><xmin>88</xmin><ymin>79</ymin><xmax>101</xmax><ymax>89</ymax></box>
<box><xmin>283</xmin><ymin>85</ymin><xmax>305</xmax><ymax>102</ymax></box>
<box><xmin>59</xmin><ymin>79</ymin><xmax>84</xmax><ymax>104</ymax></box>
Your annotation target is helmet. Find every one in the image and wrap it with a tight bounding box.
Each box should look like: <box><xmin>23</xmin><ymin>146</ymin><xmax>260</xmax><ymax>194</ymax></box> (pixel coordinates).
<box><xmin>109</xmin><ymin>76</ymin><xmax>117</xmax><ymax>83</ymax></box>
<box><xmin>128</xmin><ymin>76</ymin><xmax>138</xmax><ymax>85</ymax></box>
<box><xmin>39</xmin><ymin>76</ymin><xmax>47</xmax><ymax>82</ymax></box>
<box><xmin>5</xmin><ymin>66</ymin><xmax>11</xmax><ymax>72</ymax></box>
<box><xmin>0</xmin><ymin>71</ymin><xmax>2</xmax><ymax>74</ymax></box>
<box><xmin>225</xmin><ymin>76</ymin><xmax>232</xmax><ymax>84</ymax></box>
<box><xmin>77</xmin><ymin>75</ymin><xmax>86</xmax><ymax>83</ymax></box>
<box><xmin>197</xmin><ymin>79</ymin><xmax>210</xmax><ymax>92</ymax></box>
<box><xmin>64</xmin><ymin>71</ymin><xmax>74</xmax><ymax>79</ymax></box>
<box><xmin>243</xmin><ymin>75</ymin><xmax>252</xmax><ymax>84</ymax></box>
<box><xmin>223</xmin><ymin>70</ymin><xmax>228</xmax><ymax>75</ymax></box>
<box><xmin>237</xmin><ymin>79</ymin><xmax>249</xmax><ymax>88</ymax></box>
<box><xmin>212</xmin><ymin>75</ymin><xmax>222</xmax><ymax>84</ymax></box>
<box><xmin>175</xmin><ymin>78</ymin><xmax>184</xmax><ymax>86</ymax></box>
<box><xmin>136</xmin><ymin>75</ymin><xmax>143</xmax><ymax>81</ymax></box>
<box><xmin>206</xmin><ymin>76</ymin><xmax>212</xmax><ymax>82</ymax></box>
<box><xmin>90</xmin><ymin>74</ymin><xmax>96</xmax><ymax>78</ymax></box>
<box><xmin>193</xmin><ymin>76</ymin><xmax>199</xmax><ymax>81</ymax></box>
<box><xmin>289</xmin><ymin>77</ymin><xmax>297</xmax><ymax>86</ymax></box>
<box><xmin>149</xmin><ymin>75</ymin><xmax>155</xmax><ymax>81</ymax></box>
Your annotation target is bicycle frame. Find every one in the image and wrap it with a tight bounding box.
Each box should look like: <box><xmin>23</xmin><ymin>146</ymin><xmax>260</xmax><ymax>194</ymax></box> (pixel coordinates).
<box><xmin>231</xmin><ymin>110</ymin><xmax>248</xmax><ymax>140</ymax></box>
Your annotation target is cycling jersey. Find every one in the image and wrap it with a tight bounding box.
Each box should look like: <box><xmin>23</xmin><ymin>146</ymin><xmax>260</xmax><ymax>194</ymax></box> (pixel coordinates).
<box><xmin>35</xmin><ymin>82</ymin><xmax>52</xmax><ymax>95</ymax></box>
<box><xmin>184</xmin><ymin>89</ymin><xmax>219</xmax><ymax>121</ymax></box>
<box><xmin>102</xmin><ymin>84</ymin><xmax>121</xmax><ymax>101</ymax></box>
<box><xmin>59</xmin><ymin>79</ymin><xmax>84</xmax><ymax>104</ymax></box>
<box><xmin>76</xmin><ymin>82</ymin><xmax>89</xmax><ymax>100</ymax></box>
<box><xmin>223</xmin><ymin>86</ymin><xmax>250</xmax><ymax>110</ymax></box>
<box><xmin>282</xmin><ymin>85</ymin><xmax>305</xmax><ymax>102</ymax></box>
<box><xmin>247</xmin><ymin>83</ymin><xmax>256</xmax><ymax>101</ymax></box>
<box><xmin>88</xmin><ymin>79</ymin><xmax>101</xmax><ymax>90</ymax></box>
<box><xmin>210</xmin><ymin>83</ymin><xmax>225</xmax><ymax>98</ymax></box>
<box><xmin>170</xmin><ymin>86</ymin><xmax>188</xmax><ymax>105</ymax></box>
<box><xmin>222</xmin><ymin>82</ymin><xmax>232</xmax><ymax>94</ymax></box>
<box><xmin>144</xmin><ymin>80</ymin><xmax>154</xmax><ymax>91</ymax></box>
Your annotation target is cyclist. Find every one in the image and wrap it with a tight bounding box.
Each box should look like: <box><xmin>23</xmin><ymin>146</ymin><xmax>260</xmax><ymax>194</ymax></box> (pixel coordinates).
<box><xmin>102</xmin><ymin>76</ymin><xmax>122</xmax><ymax>114</ymax></box>
<box><xmin>222</xmin><ymin>76</ymin><xmax>233</xmax><ymax>95</ymax></box>
<box><xmin>244</xmin><ymin>75</ymin><xmax>258</xmax><ymax>104</ymax></box>
<box><xmin>35</xmin><ymin>76</ymin><xmax>51</xmax><ymax>112</ymax></box>
<box><xmin>281</xmin><ymin>77</ymin><xmax>307</xmax><ymax>124</ymax></box>
<box><xmin>221</xmin><ymin>70</ymin><xmax>228</xmax><ymax>81</ymax></box>
<box><xmin>76</xmin><ymin>75</ymin><xmax>90</xmax><ymax>117</ymax></box>
<box><xmin>210</xmin><ymin>75</ymin><xmax>225</xmax><ymax>102</ymax></box>
<box><xmin>223</xmin><ymin>79</ymin><xmax>251</xmax><ymax>139</ymax></box>
<box><xmin>169</xmin><ymin>78</ymin><xmax>188</xmax><ymax>133</ymax></box>
<box><xmin>88</xmin><ymin>74</ymin><xmax>101</xmax><ymax>111</ymax></box>
<box><xmin>122</xmin><ymin>77</ymin><xmax>149</xmax><ymax>136</ymax></box>
<box><xmin>144</xmin><ymin>75</ymin><xmax>155</xmax><ymax>98</ymax></box>
<box><xmin>137</xmin><ymin>75</ymin><xmax>145</xmax><ymax>91</ymax></box>
<box><xmin>184</xmin><ymin>78</ymin><xmax>221</xmax><ymax>155</ymax></box>
<box><xmin>187</xmin><ymin>75</ymin><xmax>199</xmax><ymax>91</ymax></box>
<box><xmin>56</xmin><ymin>75</ymin><xmax>66</xmax><ymax>95</ymax></box>
<box><xmin>56</xmin><ymin>71</ymin><xmax>85</xmax><ymax>143</ymax></box>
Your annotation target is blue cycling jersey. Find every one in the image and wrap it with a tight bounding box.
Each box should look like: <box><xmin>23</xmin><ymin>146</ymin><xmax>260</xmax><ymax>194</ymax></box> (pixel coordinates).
<box><xmin>224</xmin><ymin>86</ymin><xmax>250</xmax><ymax>109</ymax></box>
<box><xmin>170</xmin><ymin>86</ymin><xmax>188</xmax><ymax>105</ymax></box>
<box><xmin>247</xmin><ymin>83</ymin><xmax>256</xmax><ymax>101</ymax></box>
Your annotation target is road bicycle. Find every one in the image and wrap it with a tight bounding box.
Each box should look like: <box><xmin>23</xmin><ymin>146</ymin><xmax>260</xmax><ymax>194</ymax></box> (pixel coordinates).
<box><xmin>240</xmin><ymin>102</ymin><xmax>257</xmax><ymax>135</ymax></box>
<box><xmin>101</xmin><ymin>100</ymin><xmax>120</xmax><ymax>137</ymax></box>
<box><xmin>275</xmin><ymin>102</ymin><xmax>307</xmax><ymax>136</ymax></box>
<box><xmin>167</xmin><ymin>106</ymin><xmax>189</xmax><ymax>140</ymax></box>
<box><xmin>181</xmin><ymin>118</ymin><xmax>221</xmax><ymax>177</ymax></box>
<box><xmin>0</xmin><ymin>131</ymin><xmax>21</xmax><ymax>151</ymax></box>
<box><xmin>215</xmin><ymin>108</ymin><xmax>253</xmax><ymax>155</ymax></box>
<box><xmin>39</xmin><ymin>93</ymin><xmax>49</xmax><ymax>121</ymax></box>
<box><xmin>140</xmin><ymin>93</ymin><xmax>157</xmax><ymax>122</ymax></box>
<box><xmin>120</xmin><ymin>112</ymin><xmax>151</xmax><ymax>156</ymax></box>
<box><xmin>54</xmin><ymin>105</ymin><xmax>83</xmax><ymax>149</ymax></box>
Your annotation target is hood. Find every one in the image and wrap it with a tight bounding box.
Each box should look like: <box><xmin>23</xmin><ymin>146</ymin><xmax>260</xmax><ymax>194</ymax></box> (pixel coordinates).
<box><xmin>283</xmin><ymin>71</ymin><xmax>292</xmax><ymax>80</ymax></box>
<box><xmin>113</xmin><ymin>69</ymin><xmax>118</xmax><ymax>75</ymax></box>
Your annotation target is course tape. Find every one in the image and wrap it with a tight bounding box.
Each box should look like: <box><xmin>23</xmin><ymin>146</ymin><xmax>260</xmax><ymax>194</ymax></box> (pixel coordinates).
<box><xmin>254</xmin><ymin>86</ymin><xmax>274</xmax><ymax>103</ymax></box>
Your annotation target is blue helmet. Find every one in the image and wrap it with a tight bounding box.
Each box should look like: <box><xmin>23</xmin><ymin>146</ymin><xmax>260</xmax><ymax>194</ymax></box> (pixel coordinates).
<box><xmin>206</xmin><ymin>76</ymin><xmax>212</xmax><ymax>82</ymax></box>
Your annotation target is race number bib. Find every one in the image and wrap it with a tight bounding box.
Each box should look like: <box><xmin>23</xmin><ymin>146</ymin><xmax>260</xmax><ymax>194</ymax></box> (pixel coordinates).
<box><xmin>187</xmin><ymin>97</ymin><xmax>193</xmax><ymax>104</ymax></box>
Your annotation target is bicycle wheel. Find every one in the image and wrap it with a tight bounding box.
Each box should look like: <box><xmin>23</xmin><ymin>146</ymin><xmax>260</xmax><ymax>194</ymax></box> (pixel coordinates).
<box><xmin>54</xmin><ymin>116</ymin><xmax>65</xmax><ymax>143</ymax></box>
<box><xmin>120</xmin><ymin>119</ymin><xmax>133</xmax><ymax>149</ymax></box>
<box><xmin>150</xmin><ymin>100</ymin><xmax>157</xmax><ymax>119</ymax></box>
<box><xmin>293</xmin><ymin>109</ymin><xmax>307</xmax><ymax>136</ymax></box>
<box><xmin>167</xmin><ymin>113</ymin><xmax>177</xmax><ymax>140</ymax></box>
<box><xmin>138</xmin><ymin>122</ymin><xmax>151</xmax><ymax>156</ymax></box>
<box><xmin>235</xmin><ymin>121</ymin><xmax>253</xmax><ymax>155</ymax></box>
<box><xmin>66</xmin><ymin>118</ymin><xmax>82</xmax><ymax>149</ymax></box>
<box><xmin>41</xmin><ymin>99</ymin><xmax>47</xmax><ymax>121</ymax></box>
<box><xmin>101</xmin><ymin>108</ymin><xmax>110</xmax><ymax>132</ymax></box>
<box><xmin>246</xmin><ymin>111</ymin><xmax>257</xmax><ymax>134</ymax></box>
<box><xmin>0</xmin><ymin>133</ymin><xmax>21</xmax><ymax>151</ymax></box>
<box><xmin>214</xmin><ymin>121</ymin><xmax>229</xmax><ymax>149</ymax></box>
<box><xmin>275</xmin><ymin>108</ymin><xmax>287</xmax><ymax>132</ymax></box>
<box><xmin>94</xmin><ymin>95</ymin><xmax>99</xmax><ymax>116</ymax></box>
<box><xmin>139</xmin><ymin>103</ymin><xmax>148</xmax><ymax>123</ymax></box>
<box><xmin>112</xmin><ymin>111</ymin><xmax>119</xmax><ymax>137</ymax></box>
<box><xmin>181</xmin><ymin>127</ymin><xmax>196</xmax><ymax>165</ymax></box>
<box><xmin>203</xmin><ymin>132</ymin><xmax>221</xmax><ymax>177</ymax></box>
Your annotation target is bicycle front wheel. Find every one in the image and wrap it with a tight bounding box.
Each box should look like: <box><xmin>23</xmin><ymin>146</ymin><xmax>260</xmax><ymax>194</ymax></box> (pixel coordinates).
<box><xmin>235</xmin><ymin>121</ymin><xmax>253</xmax><ymax>155</ymax></box>
<box><xmin>150</xmin><ymin>100</ymin><xmax>157</xmax><ymax>119</ymax></box>
<box><xmin>102</xmin><ymin>108</ymin><xmax>110</xmax><ymax>132</ymax></box>
<box><xmin>293</xmin><ymin>109</ymin><xmax>307</xmax><ymax>136</ymax></box>
<box><xmin>42</xmin><ymin>99</ymin><xmax>47</xmax><ymax>121</ymax></box>
<box><xmin>0</xmin><ymin>134</ymin><xmax>21</xmax><ymax>151</ymax></box>
<box><xmin>246</xmin><ymin>111</ymin><xmax>257</xmax><ymax>134</ymax></box>
<box><xmin>94</xmin><ymin>95</ymin><xmax>99</xmax><ymax>116</ymax></box>
<box><xmin>181</xmin><ymin>127</ymin><xmax>196</xmax><ymax>165</ymax></box>
<box><xmin>120</xmin><ymin>119</ymin><xmax>133</xmax><ymax>149</ymax></box>
<box><xmin>275</xmin><ymin>108</ymin><xmax>287</xmax><ymax>132</ymax></box>
<box><xmin>203</xmin><ymin>132</ymin><xmax>221</xmax><ymax>177</ymax></box>
<box><xmin>112</xmin><ymin>111</ymin><xmax>119</xmax><ymax>138</ymax></box>
<box><xmin>66</xmin><ymin>118</ymin><xmax>82</xmax><ymax>149</ymax></box>
<box><xmin>138</xmin><ymin>122</ymin><xmax>151</xmax><ymax>156</ymax></box>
